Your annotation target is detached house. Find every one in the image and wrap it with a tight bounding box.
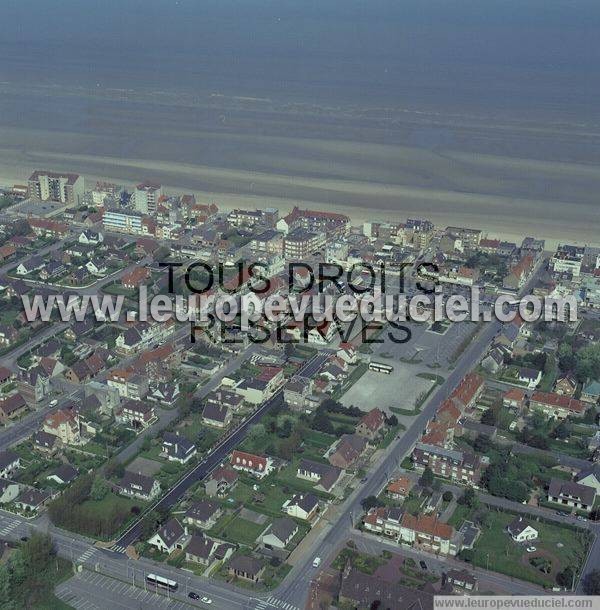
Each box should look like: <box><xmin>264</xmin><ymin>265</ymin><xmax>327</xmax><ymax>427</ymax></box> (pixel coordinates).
<box><xmin>327</xmin><ymin>434</ymin><xmax>368</xmax><ymax>469</ymax></box>
<box><xmin>261</xmin><ymin>517</ymin><xmax>298</xmax><ymax>550</ymax></box>
<box><xmin>202</xmin><ymin>403</ymin><xmax>232</xmax><ymax>428</ymax></box>
<box><xmin>355</xmin><ymin>408</ymin><xmax>386</xmax><ymax>441</ymax></box>
<box><xmin>230</xmin><ymin>450</ymin><xmax>274</xmax><ymax>479</ymax></box>
<box><xmin>42</xmin><ymin>409</ymin><xmax>84</xmax><ymax>446</ymax></box>
<box><xmin>0</xmin><ymin>479</ymin><xmax>20</xmax><ymax>505</ymax></box>
<box><xmin>148</xmin><ymin>518</ymin><xmax>189</xmax><ymax>555</ymax></box>
<box><xmin>0</xmin><ymin>393</ymin><xmax>27</xmax><ymax>423</ymax></box>
<box><xmin>296</xmin><ymin>459</ymin><xmax>342</xmax><ymax>494</ymax></box>
<box><xmin>507</xmin><ymin>516</ymin><xmax>538</xmax><ymax>542</ymax></box>
<box><xmin>118</xmin><ymin>400</ymin><xmax>156</xmax><ymax>430</ymax></box>
<box><xmin>518</xmin><ymin>367</ymin><xmax>542</xmax><ymax>389</ymax></box>
<box><xmin>282</xmin><ymin>492</ymin><xmax>319</xmax><ymax>521</ymax></box>
<box><xmin>161</xmin><ymin>432</ymin><xmax>196</xmax><ymax>464</ymax></box>
<box><xmin>548</xmin><ymin>479</ymin><xmax>596</xmax><ymax>513</ymax></box>
<box><xmin>184</xmin><ymin>500</ymin><xmax>223</xmax><ymax>530</ymax></box>
<box><xmin>118</xmin><ymin>471</ymin><xmax>161</xmax><ymax>501</ymax></box>
<box><xmin>204</xmin><ymin>466</ymin><xmax>239</xmax><ymax>497</ymax></box>
<box><xmin>0</xmin><ymin>451</ymin><xmax>20</xmax><ymax>479</ymax></box>
<box><xmin>228</xmin><ymin>556</ymin><xmax>265</xmax><ymax>583</ymax></box>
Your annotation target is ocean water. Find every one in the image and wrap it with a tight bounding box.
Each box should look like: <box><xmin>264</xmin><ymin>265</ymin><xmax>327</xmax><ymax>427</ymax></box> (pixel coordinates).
<box><xmin>0</xmin><ymin>0</ymin><xmax>599</xmax><ymax>243</ymax></box>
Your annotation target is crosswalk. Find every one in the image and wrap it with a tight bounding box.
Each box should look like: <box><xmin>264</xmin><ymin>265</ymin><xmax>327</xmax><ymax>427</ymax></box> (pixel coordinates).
<box><xmin>76</xmin><ymin>547</ymin><xmax>96</xmax><ymax>564</ymax></box>
<box><xmin>111</xmin><ymin>544</ymin><xmax>127</xmax><ymax>553</ymax></box>
<box><xmin>0</xmin><ymin>519</ymin><xmax>20</xmax><ymax>537</ymax></box>
<box><xmin>255</xmin><ymin>596</ymin><xmax>299</xmax><ymax>610</ymax></box>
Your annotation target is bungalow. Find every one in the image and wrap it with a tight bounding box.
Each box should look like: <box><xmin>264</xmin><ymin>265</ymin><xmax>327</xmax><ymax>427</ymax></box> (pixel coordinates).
<box><xmin>184</xmin><ymin>500</ymin><xmax>223</xmax><ymax>530</ymax></box>
<box><xmin>204</xmin><ymin>466</ymin><xmax>239</xmax><ymax>497</ymax></box>
<box><xmin>386</xmin><ymin>476</ymin><xmax>414</xmax><ymax>502</ymax></box>
<box><xmin>548</xmin><ymin>479</ymin><xmax>596</xmax><ymax>513</ymax></box>
<box><xmin>202</xmin><ymin>403</ymin><xmax>232</xmax><ymax>428</ymax></box>
<box><xmin>0</xmin><ymin>393</ymin><xmax>27</xmax><ymax>423</ymax></box>
<box><xmin>118</xmin><ymin>471</ymin><xmax>161</xmax><ymax>501</ymax></box>
<box><xmin>518</xmin><ymin>367</ymin><xmax>542</xmax><ymax>389</ymax></box>
<box><xmin>261</xmin><ymin>517</ymin><xmax>299</xmax><ymax>550</ymax></box>
<box><xmin>185</xmin><ymin>534</ymin><xmax>232</xmax><ymax>566</ymax></box>
<box><xmin>161</xmin><ymin>432</ymin><xmax>196</xmax><ymax>464</ymax></box>
<box><xmin>0</xmin><ymin>479</ymin><xmax>20</xmax><ymax>504</ymax></box>
<box><xmin>228</xmin><ymin>556</ymin><xmax>265</xmax><ymax>583</ymax></box>
<box><xmin>355</xmin><ymin>408</ymin><xmax>386</xmax><ymax>441</ymax></box>
<box><xmin>296</xmin><ymin>459</ymin><xmax>342</xmax><ymax>494</ymax></box>
<box><xmin>46</xmin><ymin>464</ymin><xmax>79</xmax><ymax>485</ymax></box>
<box><xmin>327</xmin><ymin>434</ymin><xmax>368</xmax><ymax>469</ymax></box>
<box><xmin>506</xmin><ymin>516</ymin><xmax>538</xmax><ymax>542</ymax></box>
<box><xmin>15</xmin><ymin>488</ymin><xmax>51</xmax><ymax>512</ymax></box>
<box><xmin>230</xmin><ymin>450</ymin><xmax>274</xmax><ymax>479</ymax></box>
<box><xmin>530</xmin><ymin>391</ymin><xmax>586</xmax><ymax>420</ymax></box>
<box><xmin>0</xmin><ymin>451</ymin><xmax>20</xmax><ymax>479</ymax></box>
<box><xmin>282</xmin><ymin>492</ymin><xmax>319</xmax><ymax>521</ymax></box>
<box><xmin>148</xmin><ymin>518</ymin><xmax>189</xmax><ymax>555</ymax></box>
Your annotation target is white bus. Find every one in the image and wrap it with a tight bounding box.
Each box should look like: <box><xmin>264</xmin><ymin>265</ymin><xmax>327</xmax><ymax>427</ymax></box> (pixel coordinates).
<box><xmin>146</xmin><ymin>573</ymin><xmax>178</xmax><ymax>592</ymax></box>
<box><xmin>369</xmin><ymin>361</ymin><xmax>393</xmax><ymax>374</ymax></box>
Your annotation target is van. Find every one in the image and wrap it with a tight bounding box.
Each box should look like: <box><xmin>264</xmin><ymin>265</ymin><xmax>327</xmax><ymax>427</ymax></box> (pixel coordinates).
<box><xmin>312</xmin><ymin>557</ymin><xmax>321</xmax><ymax>568</ymax></box>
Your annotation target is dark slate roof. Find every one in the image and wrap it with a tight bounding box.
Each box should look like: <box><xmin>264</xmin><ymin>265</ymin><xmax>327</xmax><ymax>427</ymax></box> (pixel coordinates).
<box><xmin>48</xmin><ymin>463</ymin><xmax>79</xmax><ymax>484</ymax></box>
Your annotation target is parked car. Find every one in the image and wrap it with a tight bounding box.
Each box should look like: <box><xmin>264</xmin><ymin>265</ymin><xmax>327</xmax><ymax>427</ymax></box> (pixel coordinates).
<box><xmin>313</xmin><ymin>557</ymin><xmax>322</xmax><ymax>568</ymax></box>
<box><xmin>188</xmin><ymin>592</ymin><xmax>199</xmax><ymax>600</ymax></box>
<box><xmin>201</xmin><ymin>597</ymin><xmax>212</xmax><ymax>605</ymax></box>
<box><xmin>419</xmin><ymin>560</ymin><xmax>428</xmax><ymax>570</ymax></box>
<box><xmin>526</xmin><ymin>546</ymin><xmax>537</xmax><ymax>553</ymax></box>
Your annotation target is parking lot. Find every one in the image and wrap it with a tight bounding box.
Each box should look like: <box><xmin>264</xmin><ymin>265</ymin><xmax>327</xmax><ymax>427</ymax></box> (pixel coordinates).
<box><xmin>55</xmin><ymin>571</ymin><xmax>190</xmax><ymax>610</ymax></box>
<box><xmin>371</xmin><ymin>319</ymin><xmax>479</xmax><ymax>369</ymax></box>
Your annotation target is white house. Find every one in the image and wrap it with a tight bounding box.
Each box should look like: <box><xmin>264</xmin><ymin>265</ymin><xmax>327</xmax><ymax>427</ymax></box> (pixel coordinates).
<box><xmin>281</xmin><ymin>493</ymin><xmax>319</xmax><ymax>521</ymax></box>
<box><xmin>518</xmin><ymin>367</ymin><xmax>542</xmax><ymax>389</ymax></box>
<box><xmin>78</xmin><ymin>230</ymin><xmax>104</xmax><ymax>245</ymax></box>
<box><xmin>148</xmin><ymin>518</ymin><xmax>189</xmax><ymax>555</ymax></box>
<box><xmin>507</xmin><ymin>516</ymin><xmax>538</xmax><ymax>542</ymax></box>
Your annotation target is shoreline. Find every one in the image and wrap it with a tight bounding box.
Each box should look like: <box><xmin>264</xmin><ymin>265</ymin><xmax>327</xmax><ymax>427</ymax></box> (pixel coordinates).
<box><xmin>1</xmin><ymin>167</ymin><xmax>598</xmax><ymax>251</ymax></box>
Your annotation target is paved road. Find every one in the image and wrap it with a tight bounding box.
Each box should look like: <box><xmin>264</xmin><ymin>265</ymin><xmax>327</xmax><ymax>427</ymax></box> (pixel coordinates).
<box><xmin>112</xmin><ymin>351</ymin><xmax>330</xmax><ymax>551</ymax></box>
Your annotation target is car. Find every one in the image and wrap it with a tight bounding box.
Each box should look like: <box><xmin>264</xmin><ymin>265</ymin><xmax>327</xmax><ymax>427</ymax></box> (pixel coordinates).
<box><xmin>360</xmin><ymin>477</ymin><xmax>368</xmax><ymax>483</ymax></box>
<box><xmin>188</xmin><ymin>592</ymin><xmax>199</xmax><ymax>600</ymax></box>
<box><xmin>313</xmin><ymin>557</ymin><xmax>321</xmax><ymax>568</ymax></box>
<box><xmin>526</xmin><ymin>546</ymin><xmax>537</xmax><ymax>553</ymax></box>
<box><xmin>419</xmin><ymin>560</ymin><xmax>427</xmax><ymax>570</ymax></box>
<box><xmin>20</xmin><ymin>536</ymin><xmax>29</xmax><ymax>542</ymax></box>
<box><xmin>201</xmin><ymin>597</ymin><xmax>212</xmax><ymax>605</ymax></box>
<box><xmin>49</xmin><ymin>399</ymin><xmax>58</xmax><ymax>407</ymax></box>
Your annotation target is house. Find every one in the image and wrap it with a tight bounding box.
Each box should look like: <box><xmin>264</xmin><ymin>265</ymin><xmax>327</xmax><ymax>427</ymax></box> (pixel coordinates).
<box><xmin>554</xmin><ymin>375</ymin><xmax>577</xmax><ymax>397</ymax></box>
<box><xmin>503</xmin><ymin>388</ymin><xmax>526</xmax><ymax>412</ymax></box>
<box><xmin>548</xmin><ymin>479</ymin><xmax>596</xmax><ymax>513</ymax></box>
<box><xmin>481</xmin><ymin>348</ymin><xmax>505</xmax><ymax>375</ymax></box>
<box><xmin>0</xmin><ymin>393</ymin><xmax>27</xmax><ymax>423</ymax></box>
<box><xmin>399</xmin><ymin>513</ymin><xmax>457</xmax><ymax>556</ymax></box>
<box><xmin>202</xmin><ymin>403</ymin><xmax>232</xmax><ymax>428</ymax></box>
<box><xmin>161</xmin><ymin>432</ymin><xmax>196</xmax><ymax>464</ymax></box>
<box><xmin>327</xmin><ymin>434</ymin><xmax>368</xmax><ymax>469</ymax></box>
<box><xmin>445</xmin><ymin>569</ymin><xmax>478</xmax><ymax>592</ymax></box>
<box><xmin>204</xmin><ymin>466</ymin><xmax>239</xmax><ymax>497</ymax></box>
<box><xmin>385</xmin><ymin>476</ymin><xmax>414</xmax><ymax>502</ymax></box>
<box><xmin>118</xmin><ymin>400</ymin><xmax>156</xmax><ymax>430</ymax></box>
<box><xmin>228</xmin><ymin>556</ymin><xmax>265</xmax><ymax>583</ymax></box>
<box><xmin>148</xmin><ymin>518</ymin><xmax>189</xmax><ymax>555</ymax></box>
<box><xmin>184</xmin><ymin>500</ymin><xmax>223</xmax><ymax>530</ymax></box>
<box><xmin>185</xmin><ymin>534</ymin><xmax>230</xmax><ymax>566</ymax></box>
<box><xmin>581</xmin><ymin>380</ymin><xmax>600</xmax><ymax>405</ymax></box>
<box><xmin>296</xmin><ymin>459</ymin><xmax>342</xmax><ymax>494</ymax></box>
<box><xmin>118</xmin><ymin>471</ymin><xmax>161</xmax><ymax>501</ymax></box>
<box><xmin>412</xmin><ymin>443</ymin><xmax>482</xmax><ymax>486</ymax></box>
<box><xmin>85</xmin><ymin>258</ymin><xmax>107</xmax><ymax>276</ymax></box>
<box><xmin>339</xmin><ymin>567</ymin><xmax>433</xmax><ymax>610</ymax></box>
<box><xmin>78</xmin><ymin>230</ymin><xmax>103</xmax><ymax>245</ymax></box>
<box><xmin>529</xmin><ymin>391</ymin><xmax>586</xmax><ymax>420</ymax></box>
<box><xmin>0</xmin><ymin>325</ymin><xmax>18</xmax><ymax>348</ymax></box>
<box><xmin>261</xmin><ymin>518</ymin><xmax>298</xmax><ymax>550</ymax></box>
<box><xmin>506</xmin><ymin>516</ymin><xmax>538</xmax><ymax>542</ymax></box>
<box><xmin>575</xmin><ymin>467</ymin><xmax>600</xmax><ymax>495</ymax></box>
<box><xmin>0</xmin><ymin>367</ymin><xmax>12</xmax><ymax>386</ymax></box>
<box><xmin>42</xmin><ymin>409</ymin><xmax>83</xmax><ymax>446</ymax></box>
<box><xmin>283</xmin><ymin>376</ymin><xmax>314</xmax><ymax>412</ymax></box>
<box><xmin>363</xmin><ymin>507</ymin><xmax>404</xmax><ymax>538</ymax></box>
<box><xmin>204</xmin><ymin>387</ymin><xmax>243</xmax><ymax>413</ymax></box>
<box><xmin>15</xmin><ymin>488</ymin><xmax>51</xmax><ymax>512</ymax></box>
<box><xmin>16</xmin><ymin>256</ymin><xmax>44</xmax><ymax>276</ymax></box>
<box><xmin>18</xmin><ymin>367</ymin><xmax>51</xmax><ymax>404</ymax></box>
<box><xmin>32</xmin><ymin>430</ymin><xmax>60</xmax><ymax>455</ymax></box>
<box><xmin>0</xmin><ymin>479</ymin><xmax>20</xmax><ymax>504</ymax></box>
<box><xmin>518</xmin><ymin>367</ymin><xmax>542</xmax><ymax>389</ymax></box>
<box><xmin>230</xmin><ymin>450</ymin><xmax>274</xmax><ymax>479</ymax></box>
<box><xmin>355</xmin><ymin>408</ymin><xmax>386</xmax><ymax>441</ymax></box>
<box><xmin>121</xmin><ymin>267</ymin><xmax>150</xmax><ymax>290</ymax></box>
<box><xmin>336</xmin><ymin>342</ymin><xmax>358</xmax><ymax>365</ymax></box>
<box><xmin>46</xmin><ymin>464</ymin><xmax>79</xmax><ymax>485</ymax></box>
<box><xmin>282</xmin><ymin>492</ymin><xmax>319</xmax><ymax>521</ymax></box>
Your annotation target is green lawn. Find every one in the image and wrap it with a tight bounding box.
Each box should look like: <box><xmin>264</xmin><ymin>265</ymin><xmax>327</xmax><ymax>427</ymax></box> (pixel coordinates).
<box><xmin>466</xmin><ymin>510</ymin><xmax>588</xmax><ymax>587</ymax></box>
<box><xmin>210</xmin><ymin>514</ymin><xmax>269</xmax><ymax>546</ymax></box>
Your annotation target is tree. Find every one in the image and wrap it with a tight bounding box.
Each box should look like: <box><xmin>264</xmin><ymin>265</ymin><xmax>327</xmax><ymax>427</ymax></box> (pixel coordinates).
<box><xmin>248</xmin><ymin>423</ymin><xmax>266</xmax><ymax>440</ymax></box>
<box><xmin>457</xmin><ymin>487</ymin><xmax>479</xmax><ymax>509</ymax></box>
<box><xmin>104</xmin><ymin>458</ymin><xmax>125</xmax><ymax>480</ymax></box>
<box><xmin>481</xmin><ymin>409</ymin><xmax>497</xmax><ymax>426</ymax></box>
<box><xmin>361</xmin><ymin>495</ymin><xmax>384</xmax><ymax>512</ymax></box>
<box><xmin>90</xmin><ymin>475</ymin><xmax>109</xmax><ymax>501</ymax></box>
<box><xmin>556</xmin><ymin>566</ymin><xmax>574</xmax><ymax>589</ymax></box>
<box><xmin>386</xmin><ymin>414</ymin><xmax>398</xmax><ymax>427</ymax></box>
<box><xmin>473</xmin><ymin>434</ymin><xmax>491</xmax><ymax>453</ymax></box>
<box><xmin>420</xmin><ymin>467</ymin><xmax>434</xmax><ymax>488</ymax></box>
<box><xmin>583</xmin><ymin>569</ymin><xmax>600</xmax><ymax>595</ymax></box>
<box><xmin>554</xmin><ymin>421</ymin><xmax>570</xmax><ymax>440</ymax></box>
<box><xmin>442</xmin><ymin>491</ymin><xmax>453</xmax><ymax>502</ymax></box>
<box><xmin>22</xmin><ymin>533</ymin><xmax>54</xmax><ymax>574</ymax></box>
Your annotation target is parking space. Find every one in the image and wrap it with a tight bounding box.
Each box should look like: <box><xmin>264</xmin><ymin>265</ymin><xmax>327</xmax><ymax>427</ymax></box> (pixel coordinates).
<box><xmin>55</xmin><ymin>571</ymin><xmax>189</xmax><ymax>610</ymax></box>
